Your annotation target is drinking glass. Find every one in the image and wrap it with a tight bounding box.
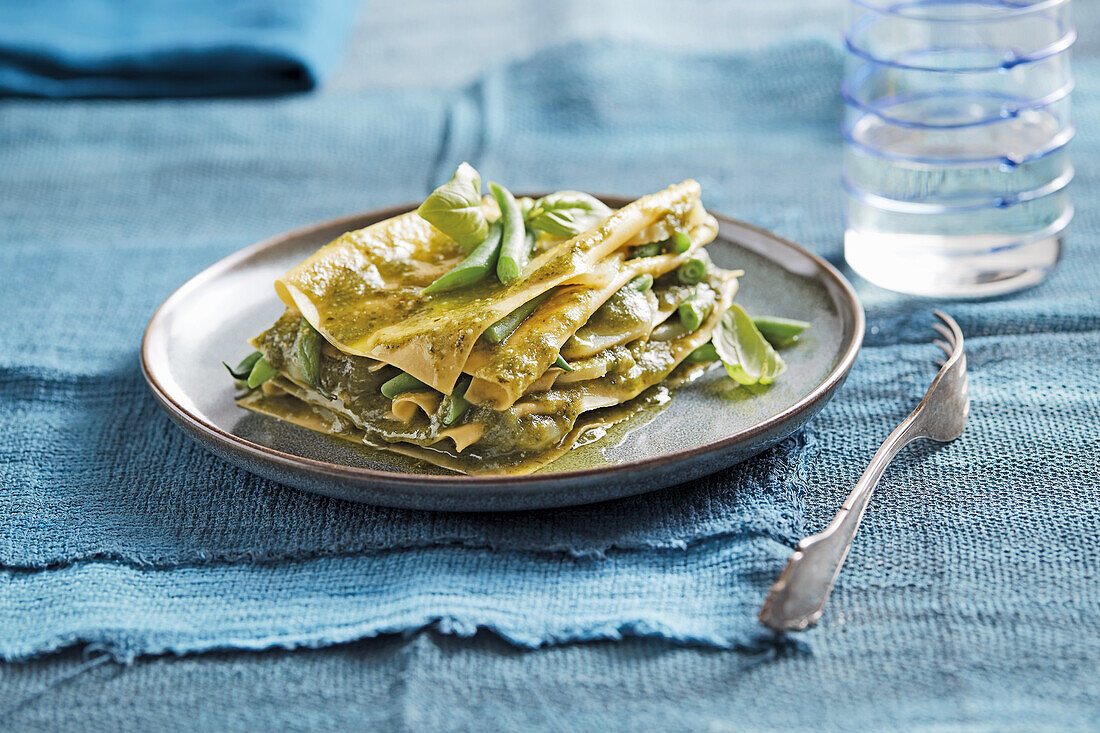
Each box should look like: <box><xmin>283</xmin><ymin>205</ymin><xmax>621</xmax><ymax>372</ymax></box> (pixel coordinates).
<box><xmin>843</xmin><ymin>0</ymin><xmax>1074</xmax><ymax>297</ymax></box>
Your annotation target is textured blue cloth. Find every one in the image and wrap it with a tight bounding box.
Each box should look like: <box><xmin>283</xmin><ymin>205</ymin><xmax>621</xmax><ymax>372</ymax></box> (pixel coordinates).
<box><xmin>0</xmin><ymin>0</ymin><xmax>360</xmax><ymax>97</ymax></box>
<box><xmin>2</xmin><ymin>539</ymin><xmax>794</xmax><ymax>660</ymax></box>
<box><xmin>0</xmin><ymin>42</ymin><xmax>840</xmax><ymax>663</ymax></box>
<box><xmin>1</xmin><ymin>20</ymin><xmax>1099</xmax><ymax>733</ymax></box>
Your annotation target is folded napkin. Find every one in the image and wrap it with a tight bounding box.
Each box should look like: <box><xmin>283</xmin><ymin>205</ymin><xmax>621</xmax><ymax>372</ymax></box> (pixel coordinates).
<box><xmin>0</xmin><ymin>0</ymin><xmax>360</xmax><ymax>97</ymax></box>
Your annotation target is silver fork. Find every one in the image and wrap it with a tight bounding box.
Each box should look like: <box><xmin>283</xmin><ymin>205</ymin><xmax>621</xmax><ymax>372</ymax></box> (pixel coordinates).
<box><xmin>758</xmin><ymin>310</ymin><xmax>969</xmax><ymax>632</ymax></box>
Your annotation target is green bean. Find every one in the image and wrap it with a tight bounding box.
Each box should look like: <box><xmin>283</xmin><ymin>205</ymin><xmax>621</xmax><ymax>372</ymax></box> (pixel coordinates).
<box><xmin>381</xmin><ymin>372</ymin><xmax>428</xmax><ymax>399</ymax></box>
<box><xmin>422</xmin><ymin>222</ymin><xmax>502</xmax><ymax>294</ymax></box>
<box><xmin>246</xmin><ymin>357</ymin><xmax>278</xmax><ymax>389</ymax></box>
<box><xmin>553</xmin><ymin>354</ymin><xmax>573</xmax><ymax>371</ymax></box>
<box><xmin>518</xmin><ymin>197</ymin><xmax>535</xmax><ymax>219</ymax></box>
<box><xmin>628</xmin><ymin>242</ymin><xmax>661</xmax><ymax>259</ymax></box>
<box><xmin>224</xmin><ymin>351</ymin><xmax>262</xmax><ymax>380</ymax></box>
<box><xmin>627</xmin><ymin>274</ymin><xmax>653</xmax><ymax>292</ymax></box>
<box><xmin>444</xmin><ymin>375</ymin><xmax>472</xmax><ymax>425</ymax></box>
<box><xmin>669</xmin><ymin>230</ymin><xmax>692</xmax><ymax>254</ymax></box>
<box><xmin>686</xmin><ymin>342</ymin><xmax>719</xmax><ymax>363</ymax></box>
<box><xmin>491</xmin><ymin>182</ymin><xmax>527</xmax><ymax>283</ymax></box>
<box><xmin>678</xmin><ymin>297</ymin><xmax>712</xmax><ymax>332</ymax></box>
<box><xmin>482</xmin><ymin>292</ymin><xmax>552</xmax><ymax>344</ymax></box>
<box><xmin>677</xmin><ymin>257</ymin><xmax>708</xmax><ymax>285</ymax></box>
<box><xmin>752</xmin><ymin>316</ymin><xmax>810</xmax><ymax>348</ymax></box>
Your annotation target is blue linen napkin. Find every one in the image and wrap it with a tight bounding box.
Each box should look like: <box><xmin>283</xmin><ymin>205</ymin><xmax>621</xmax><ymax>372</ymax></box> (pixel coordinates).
<box><xmin>1</xmin><ymin>38</ymin><xmax>1098</xmax><ymax>670</ymax></box>
<box><xmin>0</xmin><ymin>0</ymin><xmax>360</xmax><ymax>97</ymax></box>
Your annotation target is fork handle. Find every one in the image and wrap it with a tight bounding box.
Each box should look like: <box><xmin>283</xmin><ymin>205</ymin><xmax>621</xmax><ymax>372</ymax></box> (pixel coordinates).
<box><xmin>758</xmin><ymin>414</ymin><xmax>922</xmax><ymax>632</ymax></box>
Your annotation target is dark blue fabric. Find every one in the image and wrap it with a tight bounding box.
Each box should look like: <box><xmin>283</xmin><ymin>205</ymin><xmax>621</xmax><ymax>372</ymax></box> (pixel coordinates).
<box><xmin>0</xmin><ymin>28</ymin><xmax>1098</xmax><ymax>732</ymax></box>
<box><xmin>0</xmin><ymin>0</ymin><xmax>360</xmax><ymax>97</ymax></box>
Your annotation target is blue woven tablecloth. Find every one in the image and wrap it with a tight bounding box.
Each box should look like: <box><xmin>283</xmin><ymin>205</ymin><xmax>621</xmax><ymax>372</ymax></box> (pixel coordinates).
<box><xmin>2</xmin><ymin>11</ymin><xmax>1099</xmax><ymax>732</ymax></box>
<box><xmin>1</xmin><ymin>41</ymin><xmax>837</xmax><ymax>662</ymax></box>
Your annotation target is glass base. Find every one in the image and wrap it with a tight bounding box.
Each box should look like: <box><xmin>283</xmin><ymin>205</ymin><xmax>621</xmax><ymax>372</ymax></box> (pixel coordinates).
<box><xmin>844</xmin><ymin>227</ymin><xmax>1064</xmax><ymax>299</ymax></box>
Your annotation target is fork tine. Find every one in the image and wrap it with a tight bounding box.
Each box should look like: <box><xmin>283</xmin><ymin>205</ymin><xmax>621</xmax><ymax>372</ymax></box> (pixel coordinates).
<box><xmin>933</xmin><ymin>339</ymin><xmax>954</xmax><ymax>358</ymax></box>
<box><xmin>932</xmin><ymin>322</ymin><xmax>955</xmax><ymax>346</ymax></box>
<box><xmin>933</xmin><ymin>310</ymin><xmax>964</xmax><ymax>345</ymax></box>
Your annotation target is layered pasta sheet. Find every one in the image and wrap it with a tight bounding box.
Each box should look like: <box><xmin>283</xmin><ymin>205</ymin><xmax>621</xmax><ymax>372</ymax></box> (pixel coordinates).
<box><xmin>239</xmin><ymin>180</ymin><xmax>740</xmax><ymax>474</ymax></box>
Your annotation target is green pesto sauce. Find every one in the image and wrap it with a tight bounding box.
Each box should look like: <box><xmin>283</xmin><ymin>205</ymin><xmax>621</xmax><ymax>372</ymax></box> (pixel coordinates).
<box><xmin>257</xmin><ymin>311</ymin><xmax>586</xmax><ymax>459</ymax></box>
<box><xmin>293</xmin><ymin>186</ymin><xmax>699</xmax><ymax>368</ymax></box>
<box><xmin>653</xmin><ymin>274</ymin><xmax>703</xmax><ymax>311</ymax></box>
<box><xmin>255</xmin><ymin>185</ymin><xmax>716</xmax><ymax>464</ymax></box>
<box><xmin>480</xmin><ymin>342</ymin><xmax>549</xmax><ymax>388</ymax></box>
<box><xmin>565</xmin><ymin>285</ymin><xmax>657</xmax><ymax>356</ymax></box>
<box><xmin>253</xmin><ymin>293</ymin><xmax>709</xmax><ymax>465</ymax></box>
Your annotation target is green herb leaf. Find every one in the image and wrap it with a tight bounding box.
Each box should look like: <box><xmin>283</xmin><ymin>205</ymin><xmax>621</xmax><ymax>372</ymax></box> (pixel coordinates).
<box><xmin>223</xmin><ymin>351</ymin><xmax>262</xmax><ymax>380</ymax></box>
<box><xmin>713</xmin><ymin>304</ymin><xmax>786</xmax><ymax>386</ymax></box>
<box><xmin>246</xmin><ymin>357</ymin><xmax>279</xmax><ymax>390</ymax></box>
<box><xmin>526</xmin><ymin>191</ymin><xmax>611</xmax><ymax>238</ymax></box>
<box><xmin>417</xmin><ymin>162</ymin><xmax>490</xmax><ymax>251</ymax></box>
<box><xmin>297</xmin><ymin>319</ymin><xmax>334</xmax><ymax>399</ymax></box>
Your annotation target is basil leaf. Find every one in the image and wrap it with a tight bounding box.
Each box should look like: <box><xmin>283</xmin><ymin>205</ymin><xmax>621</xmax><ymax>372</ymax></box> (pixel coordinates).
<box><xmin>417</xmin><ymin>162</ymin><xmax>490</xmax><ymax>251</ymax></box>
<box><xmin>223</xmin><ymin>351</ymin><xmax>262</xmax><ymax>380</ymax></box>
<box><xmin>526</xmin><ymin>191</ymin><xmax>611</xmax><ymax>238</ymax></box>
<box><xmin>298</xmin><ymin>319</ymin><xmax>334</xmax><ymax>399</ymax></box>
<box><xmin>712</xmin><ymin>304</ymin><xmax>787</xmax><ymax>386</ymax></box>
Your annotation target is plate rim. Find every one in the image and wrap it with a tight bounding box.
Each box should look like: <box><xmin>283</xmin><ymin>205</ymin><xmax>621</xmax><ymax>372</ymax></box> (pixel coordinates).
<box><xmin>141</xmin><ymin>198</ymin><xmax>864</xmax><ymax>490</ymax></box>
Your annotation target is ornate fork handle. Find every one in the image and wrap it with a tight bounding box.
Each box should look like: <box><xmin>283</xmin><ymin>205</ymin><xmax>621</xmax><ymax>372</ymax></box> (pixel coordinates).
<box><xmin>758</xmin><ymin>310</ymin><xmax>968</xmax><ymax>633</ymax></box>
<box><xmin>757</xmin><ymin>415</ymin><xmax>922</xmax><ymax>632</ymax></box>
